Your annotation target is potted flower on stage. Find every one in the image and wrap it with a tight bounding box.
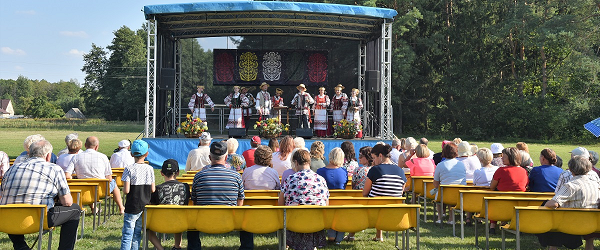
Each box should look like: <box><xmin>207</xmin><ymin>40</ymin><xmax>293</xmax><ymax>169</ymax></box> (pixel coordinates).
<box><xmin>254</xmin><ymin>117</ymin><xmax>290</xmax><ymax>139</ymax></box>
<box><xmin>177</xmin><ymin>114</ymin><xmax>208</xmax><ymax>138</ymax></box>
<box><xmin>333</xmin><ymin>119</ymin><xmax>362</xmax><ymax>139</ymax></box>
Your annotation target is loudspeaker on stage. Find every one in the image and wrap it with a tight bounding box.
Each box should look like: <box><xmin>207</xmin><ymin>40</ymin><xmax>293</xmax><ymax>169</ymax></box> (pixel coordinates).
<box><xmin>295</xmin><ymin>128</ymin><xmax>313</xmax><ymax>139</ymax></box>
<box><xmin>228</xmin><ymin>128</ymin><xmax>246</xmax><ymax>138</ymax></box>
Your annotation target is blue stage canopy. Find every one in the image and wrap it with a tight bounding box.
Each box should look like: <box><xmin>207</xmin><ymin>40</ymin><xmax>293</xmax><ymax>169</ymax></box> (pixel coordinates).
<box><xmin>144</xmin><ymin>1</ymin><xmax>398</xmax><ymax>20</ymax></box>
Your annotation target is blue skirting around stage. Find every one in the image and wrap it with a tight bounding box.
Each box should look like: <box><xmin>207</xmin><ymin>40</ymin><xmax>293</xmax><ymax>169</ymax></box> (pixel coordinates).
<box><xmin>143</xmin><ymin>138</ymin><xmax>391</xmax><ymax>169</ymax></box>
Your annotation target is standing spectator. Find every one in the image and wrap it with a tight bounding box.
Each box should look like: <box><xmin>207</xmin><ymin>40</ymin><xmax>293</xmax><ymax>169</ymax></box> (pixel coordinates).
<box><xmin>456</xmin><ymin>141</ymin><xmax>481</xmax><ymax>181</ymax></box>
<box><xmin>56</xmin><ymin>139</ymin><xmax>82</xmax><ymax>179</ymax></box>
<box><xmin>472</xmin><ymin>148</ymin><xmax>499</xmax><ymax>187</ymax></box>
<box><xmin>68</xmin><ymin>136</ymin><xmax>125</xmax><ymax>214</ymax></box>
<box><xmin>363</xmin><ymin>143</ymin><xmax>407</xmax><ymax>241</ymax></box>
<box><xmin>226</xmin><ymin>138</ymin><xmax>246</xmax><ymax>172</ymax></box>
<box><xmin>185</xmin><ymin>132</ymin><xmax>212</xmax><ymax>172</ymax></box>
<box><xmin>0</xmin><ymin>140</ymin><xmax>80</xmax><ymax>250</ymax></box>
<box><xmin>0</xmin><ymin>150</ymin><xmax>8</xmax><ymax>179</ymax></box>
<box><xmin>242</xmin><ymin>136</ymin><xmax>261</xmax><ymax>168</ymax></box>
<box><xmin>120</xmin><ymin>140</ymin><xmax>156</xmax><ymax>250</ymax></box>
<box><xmin>433</xmin><ymin>143</ymin><xmax>466</xmax><ymax>224</ymax></box>
<box><xmin>433</xmin><ymin>140</ymin><xmax>451</xmax><ymax>165</ymax></box>
<box><xmin>188</xmin><ymin>141</ymin><xmax>252</xmax><ymax>250</ymax></box>
<box><xmin>268</xmin><ymin>138</ymin><xmax>279</xmax><ymax>153</ymax></box>
<box><xmin>340</xmin><ymin>141</ymin><xmax>358</xmax><ymax>176</ymax></box>
<box><xmin>528</xmin><ymin>148</ymin><xmax>562</xmax><ymax>192</ymax></box>
<box><xmin>272</xmin><ymin>136</ymin><xmax>294</xmax><ymax>177</ymax></box>
<box><xmin>110</xmin><ymin>140</ymin><xmax>134</xmax><ymax>169</ymax></box>
<box><xmin>242</xmin><ymin>146</ymin><xmax>280</xmax><ymax>190</ymax></box>
<box><xmin>147</xmin><ymin>159</ymin><xmax>189</xmax><ymax>250</ymax></box>
<box><xmin>278</xmin><ymin>150</ymin><xmax>329</xmax><ymax>250</ymax></box>
<box><xmin>309</xmin><ymin>141</ymin><xmax>328</xmax><ymax>172</ymax></box>
<box><xmin>398</xmin><ymin>137</ymin><xmax>418</xmax><ymax>169</ymax></box>
<box><xmin>390</xmin><ymin>138</ymin><xmax>402</xmax><ymax>165</ymax></box>
<box><xmin>490</xmin><ymin>143</ymin><xmax>505</xmax><ymax>167</ymax></box>
<box><xmin>57</xmin><ymin>133</ymin><xmax>80</xmax><ymax>156</ymax></box>
<box><xmin>14</xmin><ymin>134</ymin><xmax>58</xmax><ymax>165</ymax></box>
<box><xmin>405</xmin><ymin>144</ymin><xmax>436</xmax><ymax>177</ymax></box>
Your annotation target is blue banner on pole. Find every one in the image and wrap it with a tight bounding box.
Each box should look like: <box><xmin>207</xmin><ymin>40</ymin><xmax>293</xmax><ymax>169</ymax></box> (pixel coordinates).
<box><xmin>584</xmin><ymin>117</ymin><xmax>600</xmax><ymax>137</ymax></box>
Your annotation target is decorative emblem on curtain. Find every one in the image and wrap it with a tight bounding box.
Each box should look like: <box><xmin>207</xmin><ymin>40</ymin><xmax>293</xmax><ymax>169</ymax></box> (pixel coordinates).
<box><xmin>262</xmin><ymin>52</ymin><xmax>282</xmax><ymax>81</ymax></box>
<box><xmin>239</xmin><ymin>52</ymin><xmax>258</xmax><ymax>81</ymax></box>
<box><xmin>307</xmin><ymin>52</ymin><xmax>327</xmax><ymax>83</ymax></box>
<box><xmin>215</xmin><ymin>52</ymin><xmax>235</xmax><ymax>82</ymax></box>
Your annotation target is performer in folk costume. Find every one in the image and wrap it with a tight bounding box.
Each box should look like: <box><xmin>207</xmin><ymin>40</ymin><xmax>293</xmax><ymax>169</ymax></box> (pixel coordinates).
<box><xmin>241</xmin><ymin>86</ymin><xmax>255</xmax><ymax>131</ymax></box>
<box><xmin>313</xmin><ymin>87</ymin><xmax>330</xmax><ymax>137</ymax></box>
<box><xmin>271</xmin><ymin>88</ymin><xmax>284</xmax><ymax>123</ymax></box>
<box><xmin>345</xmin><ymin>88</ymin><xmax>364</xmax><ymax>138</ymax></box>
<box><xmin>291</xmin><ymin>84</ymin><xmax>315</xmax><ymax>129</ymax></box>
<box><xmin>331</xmin><ymin>84</ymin><xmax>348</xmax><ymax>123</ymax></box>
<box><xmin>187</xmin><ymin>85</ymin><xmax>215</xmax><ymax>121</ymax></box>
<box><xmin>255</xmin><ymin>82</ymin><xmax>272</xmax><ymax>121</ymax></box>
<box><xmin>224</xmin><ymin>86</ymin><xmax>249</xmax><ymax>129</ymax></box>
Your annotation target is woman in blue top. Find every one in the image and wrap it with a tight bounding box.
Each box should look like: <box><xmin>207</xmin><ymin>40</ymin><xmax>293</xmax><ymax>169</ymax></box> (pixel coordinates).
<box><xmin>433</xmin><ymin>143</ymin><xmax>466</xmax><ymax>224</ymax></box>
<box><xmin>528</xmin><ymin>148</ymin><xmax>563</xmax><ymax>192</ymax></box>
<box><xmin>317</xmin><ymin>147</ymin><xmax>348</xmax><ymax>244</ymax></box>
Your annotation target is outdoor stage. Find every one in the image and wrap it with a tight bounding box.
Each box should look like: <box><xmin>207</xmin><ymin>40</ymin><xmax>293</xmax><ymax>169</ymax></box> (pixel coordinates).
<box><xmin>143</xmin><ymin>137</ymin><xmax>391</xmax><ymax>169</ymax></box>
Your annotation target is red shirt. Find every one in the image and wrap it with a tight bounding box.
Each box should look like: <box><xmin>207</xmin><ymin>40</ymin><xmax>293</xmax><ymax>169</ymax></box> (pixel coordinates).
<box><xmin>492</xmin><ymin>166</ymin><xmax>528</xmax><ymax>191</ymax></box>
<box><xmin>242</xmin><ymin>148</ymin><xmax>257</xmax><ymax>168</ymax></box>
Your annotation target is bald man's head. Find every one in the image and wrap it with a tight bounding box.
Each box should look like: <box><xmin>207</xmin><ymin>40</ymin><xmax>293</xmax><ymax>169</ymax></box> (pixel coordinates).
<box><xmin>85</xmin><ymin>136</ymin><xmax>99</xmax><ymax>149</ymax></box>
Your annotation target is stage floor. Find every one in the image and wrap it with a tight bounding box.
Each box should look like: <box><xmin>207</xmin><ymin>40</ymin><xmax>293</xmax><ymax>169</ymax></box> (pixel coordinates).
<box><xmin>143</xmin><ymin>137</ymin><xmax>391</xmax><ymax>169</ymax></box>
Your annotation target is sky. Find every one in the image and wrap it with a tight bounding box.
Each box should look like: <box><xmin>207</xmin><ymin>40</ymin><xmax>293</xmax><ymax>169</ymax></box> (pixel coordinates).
<box><xmin>0</xmin><ymin>0</ymin><xmax>237</xmax><ymax>84</ymax></box>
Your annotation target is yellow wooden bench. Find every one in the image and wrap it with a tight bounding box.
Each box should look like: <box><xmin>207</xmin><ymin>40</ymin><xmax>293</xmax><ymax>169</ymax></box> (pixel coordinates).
<box><xmin>410</xmin><ymin>176</ymin><xmax>434</xmax><ymax>204</ymax></box>
<box><xmin>142</xmin><ymin>204</ymin><xmax>420</xmax><ymax>250</ymax></box>
<box><xmin>242</xmin><ymin>196</ymin><xmax>406</xmax><ymax>206</ymax></box>
<box><xmin>68</xmin><ymin>182</ymin><xmax>100</xmax><ymax>234</ymax></box>
<box><xmin>0</xmin><ymin>204</ymin><xmax>53</xmax><ymax>250</ymax></box>
<box><xmin>437</xmin><ymin>184</ymin><xmax>489</xmax><ymax>235</ymax></box>
<box><xmin>68</xmin><ymin>179</ymin><xmax>112</xmax><ymax>224</ymax></box>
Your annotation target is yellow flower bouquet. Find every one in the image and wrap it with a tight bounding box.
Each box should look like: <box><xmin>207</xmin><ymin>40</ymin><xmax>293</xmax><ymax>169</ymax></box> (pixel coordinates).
<box><xmin>177</xmin><ymin>114</ymin><xmax>208</xmax><ymax>138</ymax></box>
<box><xmin>254</xmin><ymin>118</ymin><xmax>290</xmax><ymax>139</ymax></box>
<box><xmin>333</xmin><ymin>119</ymin><xmax>362</xmax><ymax>139</ymax></box>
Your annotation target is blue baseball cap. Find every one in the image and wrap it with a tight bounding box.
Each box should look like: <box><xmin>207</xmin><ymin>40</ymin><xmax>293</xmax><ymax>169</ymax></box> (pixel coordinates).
<box><xmin>131</xmin><ymin>140</ymin><xmax>148</xmax><ymax>156</ymax></box>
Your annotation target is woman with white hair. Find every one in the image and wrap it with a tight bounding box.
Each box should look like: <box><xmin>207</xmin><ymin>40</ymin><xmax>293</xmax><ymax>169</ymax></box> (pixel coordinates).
<box><xmin>14</xmin><ymin>134</ymin><xmax>57</xmax><ymax>165</ymax></box>
<box><xmin>226</xmin><ymin>138</ymin><xmax>246</xmax><ymax>172</ymax></box>
<box><xmin>398</xmin><ymin>137</ymin><xmax>418</xmax><ymax>169</ymax></box>
<box><xmin>317</xmin><ymin>148</ymin><xmax>348</xmax><ymax>244</ymax></box>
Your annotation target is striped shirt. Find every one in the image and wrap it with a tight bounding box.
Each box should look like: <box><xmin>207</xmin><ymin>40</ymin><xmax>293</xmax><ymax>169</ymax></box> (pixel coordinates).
<box><xmin>191</xmin><ymin>164</ymin><xmax>244</xmax><ymax>206</ymax></box>
<box><xmin>367</xmin><ymin>163</ymin><xmax>406</xmax><ymax>197</ymax></box>
<box><xmin>555</xmin><ymin>170</ymin><xmax>600</xmax><ymax>193</ymax></box>
<box><xmin>69</xmin><ymin>148</ymin><xmax>112</xmax><ymax>179</ymax></box>
<box><xmin>0</xmin><ymin>157</ymin><xmax>70</xmax><ymax>211</ymax></box>
<box><xmin>552</xmin><ymin>175</ymin><xmax>600</xmax><ymax>208</ymax></box>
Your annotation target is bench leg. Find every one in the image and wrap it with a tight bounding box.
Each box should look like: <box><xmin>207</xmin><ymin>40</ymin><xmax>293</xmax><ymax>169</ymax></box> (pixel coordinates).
<box><xmin>501</xmin><ymin>227</ymin><xmax>505</xmax><ymax>250</ymax></box>
<box><xmin>47</xmin><ymin>230</ymin><xmax>52</xmax><ymax>250</ymax></box>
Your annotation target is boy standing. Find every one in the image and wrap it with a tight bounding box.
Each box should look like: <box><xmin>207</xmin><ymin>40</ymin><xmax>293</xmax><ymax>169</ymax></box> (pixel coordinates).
<box><xmin>120</xmin><ymin>140</ymin><xmax>155</xmax><ymax>250</ymax></box>
<box><xmin>148</xmin><ymin>159</ymin><xmax>190</xmax><ymax>250</ymax></box>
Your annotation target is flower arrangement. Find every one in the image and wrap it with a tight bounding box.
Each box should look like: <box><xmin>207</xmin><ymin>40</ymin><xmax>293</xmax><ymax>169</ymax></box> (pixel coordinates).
<box><xmin>177</xmin><ymin>114</ymin><xmax>208</xmax><ymax>137</ymax></box>
<box><xmin>254</xmin><ymin>118</ymin><xmax>290</xmax><ymax>138</ymax></box>
<box><xmin>333</xmin><ymin>119</ymin><xmax>362</xmax><ymax>139</ymax></box>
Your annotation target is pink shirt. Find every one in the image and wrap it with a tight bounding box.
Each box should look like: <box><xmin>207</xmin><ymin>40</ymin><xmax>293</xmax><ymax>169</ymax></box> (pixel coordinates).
<box><xmin>405</xmin><ymin>158</ymin><xmax>436</xmax><ymax>176</ymax></box>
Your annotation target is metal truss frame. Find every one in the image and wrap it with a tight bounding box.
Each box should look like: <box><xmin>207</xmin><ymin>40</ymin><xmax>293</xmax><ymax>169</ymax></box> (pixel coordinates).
<box><xmin>145</xmin><ymin>18</ymin><xmax>157</xmax><ymax>138</ymax></box>
<box><xmin>379</xmin><ymin>20</ymin><xmax>394</xmax><ymax>139</ymax></box>
<box><xmin>173</xmin><ymin>39</ymin><xmax>182</xmax><ymax>134</ymax></box>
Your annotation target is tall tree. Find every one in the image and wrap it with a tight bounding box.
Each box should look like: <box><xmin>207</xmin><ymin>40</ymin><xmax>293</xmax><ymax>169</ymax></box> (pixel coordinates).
<box><xmin>81</xmin><ymin>43</ymin><xmax>108</xmax><ymax>116</ymax></box>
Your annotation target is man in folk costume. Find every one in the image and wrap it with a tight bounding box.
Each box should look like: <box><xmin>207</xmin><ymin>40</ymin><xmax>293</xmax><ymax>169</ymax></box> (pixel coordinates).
<box><xmin>313</xmin><ymin>87</ymin><xmax>330</xmax><ymax>137</ymax></box>
<box><xmin>271</xmin><ymin>88</ymin><xmax>284</xmax><ymax>123</ymax></box>
<box><xmin>187</xmin><ymin>85</ymin><xmax>215</xmax><ymax>121</ymax></box>
<box><xmin>291</xmin><ymin>84</ymin><xmax>315</xmax><ymax>129</ymax></box>
<box><xmin>224</xmin><ymin>86</ymin><xmax>249</xmax><ymax>129</ymax></box>
<box><xmin>255</xmin><ymin>82</ymin><xmax>272</xmax><ymax>121</ymax></box>
<box><xmin>331</xmin><ymin>84</ymin><xmax>348</xmax><ymax>123</ymax></box>
<box><xmin>345</xmin><ymin>88</ymin><xmax>364</xmax><ymax>138</ymax></box>
<box><xmin>241</xmin><ymin>86</ymin><xmax>255</xmax><ymax>132</ymax></box>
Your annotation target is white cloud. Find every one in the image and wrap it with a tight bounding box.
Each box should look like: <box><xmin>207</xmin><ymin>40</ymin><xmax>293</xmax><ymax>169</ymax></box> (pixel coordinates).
<box><xmin>67</xmin><ymin>49</ymin><xmax>85</xmax><ymax>56</ymax></box>
<box><xmin>15</xmin><ymin>10</ymin><xmax>36</xmax><ymax>15</ymax></box>
<box><xmin>60</xmin><ymin>31</ymin><xmax>89</xmax><ymax>38</ymax></box>
<box><xmin>14</xmin><ymin>66</ymin><xmax>24</xmax><ymax>71</ymax></box>
<box><xmin>1</xmin><ymin>47</ymin><xmax>26</xmax><ymax>56</ymax></box>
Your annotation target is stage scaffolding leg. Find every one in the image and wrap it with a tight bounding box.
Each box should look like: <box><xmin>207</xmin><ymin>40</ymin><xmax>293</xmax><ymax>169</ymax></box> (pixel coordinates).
<box><xmin>146</xmin><ymin>17</ymin><xmax>158</xmax><ymax>138</ymax></box>
<box><xmin>358</xmin><ymin>42</ymin><xmax>368</xmax><ymax>137</ymax></box>
<box><xmin>380</xmin><ymin>20</ymin><xmax>394</xmax><ymax>139</ymax></box>
<box><xmin>173</xmin><ymin>39</ymin><xmax>182</xmax><ymax>134</ymax></box>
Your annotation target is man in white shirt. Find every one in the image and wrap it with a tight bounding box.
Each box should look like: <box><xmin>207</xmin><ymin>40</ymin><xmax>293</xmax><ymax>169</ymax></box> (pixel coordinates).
<box><xmin>57</xmin><ymin>133</ymin><xmax>80</xmax><ymax>156</ymax></box>
<box><xmin>67</xmin><ymin>136</ymin><xmax>125</xmax><ymax>214</ymax></box>
<box><xmin>110</xmin><ymin>140</ymin><xmax>135</xmax><ymax>168</ymax></box>
<box><xmin>255</xmin><ymin>82</ymin><xmax>272</xmax><ymax>120</ymax></box>
<box><xmin>185</xmin><ymin>132</ymin><xmax>212</xmax><ymax>171</ymax></box>
<box><xmin>390</xmin><ymin>138</ymin><xmax>402</xmax><ymax>165</ymax></box>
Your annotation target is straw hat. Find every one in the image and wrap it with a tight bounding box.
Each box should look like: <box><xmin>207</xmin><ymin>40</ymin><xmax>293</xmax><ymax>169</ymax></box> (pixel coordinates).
<box><xmin>297</xmin><ymin>84</ymin><xmax>307</xmax><ymax>91</ymax></box>
<box><xmin>334</xmin><ymin>84</ymin><xmax>345</xmax><ymax>90</ymax></box>
<box><xmin>276</xmin><ymin>88</ymin><xmax>283</xmax><ymax>94</ymax></box>
<box><xmin>457</xmin><ymin>141</ymin><xmax>471</xmax><ymax>157</ymax></box>
<box><xmin>259</xmin><ymin>82</ymin><xmax>270</xmax><ymax>88</ymax></box>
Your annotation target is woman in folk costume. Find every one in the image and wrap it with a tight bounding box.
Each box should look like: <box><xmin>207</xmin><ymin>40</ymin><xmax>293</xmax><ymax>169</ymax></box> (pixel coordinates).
<box><xmin>187</xmin><ymin>85</ymin><xmax>215</xmax><ymax>121</ymax></box>
<box><xmin>255</xmin><ymin>82</ymin><xmax>272</xmax><ymax>121</ymax></box>
<box><xmin>271</xmin><ymin>88</ymin><xmax>285</xmax><ymax>123</ymax></box>
<box><xmin>224</xmin><ymin>86</ymin><xmax>249</xmax><ymax>129</ymax></box>
<box><xmin>291</xmin><ymin>84</ymin><xmax>315</xmax><ymax>129</ymax></box>
<box><xmin>241</xmin><ymin>86</ymin><xmax>255</xmax><ymax>131</ymax></box>
<box><xmin>345</xmin><ymin>88</ymin><xmax>364</xmax><ymax>138</ymax></box>
<box><xmin>313</xmin><ymin>87</ymin><xmax>330</xmax><ymax>137</ymax></box>
<box><xmin>331</xmin><ymin>84</ymin><xmax>348</xmax><ymax>123</ymax></box>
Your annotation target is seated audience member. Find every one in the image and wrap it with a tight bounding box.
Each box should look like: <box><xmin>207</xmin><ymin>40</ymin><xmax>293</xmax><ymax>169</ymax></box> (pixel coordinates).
<box><xmin>516</xmin><ymin>141</ymin><xmax>534</xmax><ymax>166</ymax></box>
<box><xmin>1</xmin><ymin>140</ymin><xmax>80</xmax><ymax>250</ymax></box>
<box><xmin>148</xmin><ymin>159</ymin><xmax>190</xmax><ymax>250</ymax></box>
<box><xmin>317</xmin><ymin>147</ymin><xmax>348</xmax><ymax>244</ymax></box>
<box><xmin>405</xmin><ymin>144</ymin><xmax>436</xmax><ymax>177</ymax></box>
<box><xmin>490</xmin><ymin>143</ymin><xmax>505</xmax><ymax>167</ymax></box>
<box><xmin>433</xmin><ymin>140</ymin><xmax>451</xmax><ymax>165</ymax></box>
<box><xmin>433</xmin><ymin>143</ymin><xmax>466</xmax><ymax>224</ymax></box>
<box><xmin>456</xmin><ymin>141</ymin><xmax>481</xmax><ymax>181</ymax></box>
<box><xmin>14</xmin><ymin>134</ymin><xmax>58</xmax><ymax>165</ymax></box>
<box><xmin>589</xmin><ymin>150</ymin><xmax>599</xmax><ymax>177</ymax></box>
<box><xmin>519</xmin><ymin>150</ymin><xmax>533</xmax><ymax>174</ymax></box>
<box><xmin>341</xmin><ymin>141</ymin><xmax>358</xmax><ymax>176</ymax></box>
<box><xmin>555</xmin><ymin>147</ymin><xmax>599</xmax><ymax>192</ymax></box>
<box><xmin>473</xmin><ymin>148</ymin><xmax>499</xmax><ymax>187</ymax></box>
<box><xmin>56</xmin><ymin>138</ymin><xmax>83</xmax><ymax>178</ymax></box>
<box><xmin>268</xmin><ymin>138</ymin><xmax>279</xmax><ymax>153</ymax></box>
<box><xmin>538</xmin><ymin>156</ymin><xmax>600</xmax><ymax>250</ymax></box>
<box><xmin>226</xmin><ymin>138</ymin><xmax>246</xmax><ymax>172</ymax></box>
<box><xmin>110</xmin><ymin>140</ymin><xmax>134</xmax><ymax>169</ymax></box>
<box><xmin>185</xmin><ymin>132</ymin><xmax>212</xmax><ymax>172</ymax></box>
<box><xmin>0</xmin><ymin>150</ymin><xmax>7</xmax><ymax>179</ymax></box>
<box><xmin>309</xmin><ymin>141</ymin><xmax>328</xmax><ymax>172</ymax></box>
<box><xmin>242</xmin><ymin>136</ymin><xmax>261</xmax><ymax>168</ymax></box>
<box><xmin>352</xmin><ymin>146</ymin><xmax>373</xmax><ymax>190</ymax></box>
<box><xmin>390</xmin><ymin>138</ymin><xmax>402</xmax><ymax>165</ymax></box>
<box><xmin>57</xmin><ymin>133</ymin><xmax>80</xmax><ymax>156</ymax></box>
<box><xmin>453</xmin><ymin>138</ymin><xmax>462</xmax><ymax>145</ymax></box>
<box><xmin>293</xmin><ymin>137</ymin><xmax>308</xmax><ymax>151</ymax></box>
<box><xmin>272</xmin><ymin>136</ymin><xmax>294</xmax><ymax>177</ymax></box>
<box><xmin>528</xmin><ymin>148</ymin><xmax>562</xmax><ymax>192</ymax></box>
<box><xmin>419</xmin><ymin>137</ymin><xmax>436</xmax><ymax>159</ymax></box>
<box><xmin>242</xmin><ymin>145</ymin><xmax>280</xmax><ymax>190</ymax></box>
<box><xmin>398</xmin><ymin>137</ymin><xmax>418</xmax><ymax>169</ymax></box>
<box><xmin>278</xmin><ymin>150</ymin><xmax>329</xmax><ymax>250</ymax></box>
